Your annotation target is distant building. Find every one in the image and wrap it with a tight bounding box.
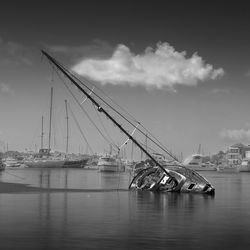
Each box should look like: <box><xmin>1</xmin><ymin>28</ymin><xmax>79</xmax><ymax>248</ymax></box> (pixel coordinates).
<box><xmin>225</xmin><ymin>143</ymin><xmax>250</xmax><ymax>166</ymax></box>
<box><xmin>226</xmin><ymin>146</ymin><xmax>241</xmax><ymax>166</ymax></box>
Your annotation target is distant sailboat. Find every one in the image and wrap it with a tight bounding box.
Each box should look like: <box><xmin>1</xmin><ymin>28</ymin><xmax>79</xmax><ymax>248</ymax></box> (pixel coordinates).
<box><xmin>25</xmin><ymin>88</ymin><xmax>88</xmax><ymax>168</ymax></box>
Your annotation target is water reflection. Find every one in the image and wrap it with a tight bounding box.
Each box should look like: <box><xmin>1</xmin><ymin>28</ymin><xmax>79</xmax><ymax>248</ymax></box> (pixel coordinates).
<box><xmin>1</xmin><ymin>170</ymin><xmax>250</xmax><ymax>249</ymax></box>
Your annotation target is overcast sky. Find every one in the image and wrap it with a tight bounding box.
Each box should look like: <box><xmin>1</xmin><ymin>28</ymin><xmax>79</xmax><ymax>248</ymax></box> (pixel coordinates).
<box><xmin>1</xmin><ymin>1</ymin><xmax>250</xmax><ymax>158</ymax></box>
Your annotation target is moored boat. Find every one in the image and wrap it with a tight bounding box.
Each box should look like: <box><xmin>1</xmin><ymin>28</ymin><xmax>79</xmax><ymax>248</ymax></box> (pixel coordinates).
<box><xmin>98</xmin><ymin>155</ymin><xmax>125</xmax><ymax>172</ymax></box>
<box><xmin>3</xmin><ymin>157</ymin><xmax>21</xmax><ymax>168</ymax></box>
<box><xmin>216</xmin><ymin>163</ymin><xmax>240</xmax><ymax>173</ymax></box>
<box><xmin>238</xmin><ymin>158</ymin><xmax>250</xmax><ymax>172</ymax></box>
<box><xmin>183</xmin><ymin>154</ymin><xmax>216</xmax><ymax>171</ymax></box>
<box><xmin>24</xmin><ymin>149</ymin><xmax>88</xmax><ymax>168</ymax></box>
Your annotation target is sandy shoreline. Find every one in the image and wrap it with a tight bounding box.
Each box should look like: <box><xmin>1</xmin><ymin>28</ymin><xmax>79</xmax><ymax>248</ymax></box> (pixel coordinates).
<box><xmin>0</xmin><ymin>181</ymin><xmax>128</xmax><ymax>193</ymax></box>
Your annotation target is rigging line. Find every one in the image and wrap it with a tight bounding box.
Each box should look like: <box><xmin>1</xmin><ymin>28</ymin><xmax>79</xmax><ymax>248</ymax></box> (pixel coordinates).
<box><xmin>67</xmin><ymin>103</ymin><xmax>94</xmax><ymax>154</ymax></box>
<box><xmin>67</xmin><ymin>69</ymin><xmax>179</xmax><ymax>159</ymax></box>
<box><xmin>60</xmin><ymin>67</ymin><xmax>178</xmax><ymax>161</ymax></box>
<box><xmin>81</xmin><ymin>86</ymin><xmax>95</xmax><ymax>105</ymax></box>
<box><xmin>133</xmin><ymin>139</ymin><xmax>156</xmax><ymax>156</ymax></box>
<box><xmin>65</xmin><ymin>67</ymin><xmax>139</xmax><ymax>124</ymax></box>
<box><xmin>138</xmin><ymin>123</ymin><xmax>179</xmax><ymax>159</ymax></box>
<box><xmin>92</xmin><ymin>102</ymin><xmax>119</xmax><ymax>150</ymax></box>
<box><xmin>59</xmin><ymin>65</ymin><xmax>139</xmax><ymax>125</ymax></box>
<box><xmin>119</xmin><ymin>123</ymin><xmax>139</xmax><ymax>150</ymax></box>
<box><xmin>51</xmin><ymin>65</ymin><xmax>118</xmax><ymax>150</ymax></box>
<box><xmin>137</xmin><ymin>136</ymin><xmax>176</xmax><ymax>160</ymax></box>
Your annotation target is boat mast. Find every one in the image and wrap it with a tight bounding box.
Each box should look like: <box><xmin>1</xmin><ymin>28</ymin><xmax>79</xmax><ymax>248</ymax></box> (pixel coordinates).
<box><xmin>198</xmin><ymin>143</ymin><xmax>201</xmax><ymax>155</ymax></box>
<box><xmin>109</xmin><ymin>144</ymin><xmax>112</xmax><ymax>155</ymax></box>
<box><xmin>48</xmin><ymin>87</ymin><xmax>53</xmax><ymax>151</ymax></box>
<box><xmin>41</xmin><ymin>50</ymin><xmax>172</xmax><ymax>177</ymax></box>
<box><xmin>41</xmin><ymin>116</ymin><xmax>44</xmax><ymax>149</ymax></box>
<box><xmin>65</xmin><ymin>99</ymin><xmax>69</xmax><ymax>154</ymax></box>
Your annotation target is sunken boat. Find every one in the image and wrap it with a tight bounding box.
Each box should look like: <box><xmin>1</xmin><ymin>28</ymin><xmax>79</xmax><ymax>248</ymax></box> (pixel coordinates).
<box><xmin>41</xmin><ymin>50</ymin><xmax>215</xmax><ymax>195</ymax></box>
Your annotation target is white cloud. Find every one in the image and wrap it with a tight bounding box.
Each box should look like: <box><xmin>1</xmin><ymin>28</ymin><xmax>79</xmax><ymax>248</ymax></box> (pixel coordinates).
<box><xmin>220</xmin><ymin>128</ymin><xmax>250</xmax><ymax>140</ymax></box>
<box><xmin>72</xmin><ymin>42</ymin><xmax>224</xmax><ymax>90</ymax></box>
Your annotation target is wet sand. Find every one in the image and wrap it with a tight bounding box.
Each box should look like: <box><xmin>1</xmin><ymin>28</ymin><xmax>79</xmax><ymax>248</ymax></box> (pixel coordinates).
<box><xmin>0</xmin><ymin>181</ymin><xmax>128</xmax><ymax>193</ymax></box>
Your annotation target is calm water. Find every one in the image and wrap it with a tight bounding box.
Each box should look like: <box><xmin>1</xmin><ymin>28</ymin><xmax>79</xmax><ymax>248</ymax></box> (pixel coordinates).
<box><xmin>1</xmin><ymin>168</ymin><xmax>250</xmax><ymax>250</ymax></box>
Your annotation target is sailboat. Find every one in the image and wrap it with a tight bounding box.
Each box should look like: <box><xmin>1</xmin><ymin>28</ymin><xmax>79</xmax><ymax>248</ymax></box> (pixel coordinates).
<box><xmin>41</xmin><ymin>50</ymin><xmax>215</xmax><ymax>195</ymax></box>
<box><xmin>24</xmin><ymin>88</ymin><xmax>88</xmax><ymax>168</ymax></box>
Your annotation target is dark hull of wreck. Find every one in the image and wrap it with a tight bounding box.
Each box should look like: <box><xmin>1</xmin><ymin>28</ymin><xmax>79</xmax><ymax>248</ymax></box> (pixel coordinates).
<box><xmin>129</xmin><ymin>165</ymin><xmax>215</xmax><ymax>195</ymax></box>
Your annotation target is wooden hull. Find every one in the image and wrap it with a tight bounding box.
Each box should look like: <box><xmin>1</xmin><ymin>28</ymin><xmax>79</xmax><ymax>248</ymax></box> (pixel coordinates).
<box><xmin>25</xmin><ymin>158</ymin><xmax>88</xmax><ymax>168</ymax></box>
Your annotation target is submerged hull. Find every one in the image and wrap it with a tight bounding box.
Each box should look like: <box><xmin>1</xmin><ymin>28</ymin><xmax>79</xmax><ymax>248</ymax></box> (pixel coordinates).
<box><xmin>130</xmin><ymin>163</ymin><xmax>215</xmax><ymax>195</ymax></box>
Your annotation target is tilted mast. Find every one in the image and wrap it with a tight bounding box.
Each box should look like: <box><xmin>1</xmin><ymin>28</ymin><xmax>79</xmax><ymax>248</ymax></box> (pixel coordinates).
<box><xmin>41</xmin><ymin>50</ymin><xmax>173</xmax><ymax>178</ymax></box>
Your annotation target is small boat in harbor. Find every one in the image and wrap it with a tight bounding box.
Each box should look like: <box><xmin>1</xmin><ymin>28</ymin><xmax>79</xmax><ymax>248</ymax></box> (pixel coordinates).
<box><xmin>183</xmin><ymin>154</ymin><xmax>216</xmax><ymax>171</ymax></box>
<box><xmin>216</xmin><ymin>163</ymin><xmax>240</xmax><ymax>173</ymax></box>
<box><xmin>238</xmin><ymin>150</ymin><xmax>250</xmax><ymax>172</ymax></box>
<box><xmin>3</xmin><ymin>157</ymin><xmax>21</xmax><ymax>168</ymax></box>
<box><xmin>98</xmin><ymin>155</ymin><xmax>125</xmax><ymax>172</ymax></box>
<box><xmin>238</xmin><ymin>158</ymin><xmax>250</xmax><ymax>172</ymax></box>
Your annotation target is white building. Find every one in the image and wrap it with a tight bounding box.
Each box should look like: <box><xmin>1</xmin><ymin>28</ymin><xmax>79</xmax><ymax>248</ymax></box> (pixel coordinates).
<box><xmin>226</xmin><ymin>146</ymin><xmax>241</xmax><ymax>166</ymax></box>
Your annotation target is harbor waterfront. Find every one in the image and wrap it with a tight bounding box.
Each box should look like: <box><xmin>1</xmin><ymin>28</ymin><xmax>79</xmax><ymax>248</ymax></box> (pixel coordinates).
<box><xmin>1</xmin><ymin>2</ymin><xmax>250</xmax><ymax>250</ymax></box>
<box><xmin>1</xmin><ymin>168</ymin><xmax>250</xmax><ymax>250</ymax></box>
